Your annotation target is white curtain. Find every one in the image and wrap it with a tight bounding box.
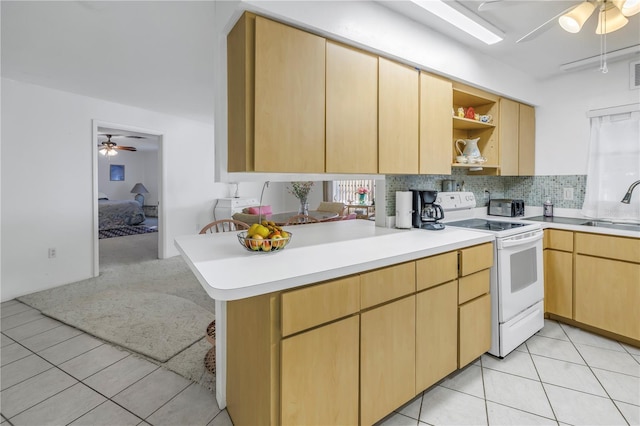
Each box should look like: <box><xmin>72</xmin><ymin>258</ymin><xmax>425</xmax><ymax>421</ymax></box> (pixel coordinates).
<box><xmin>582</xmin><ymin>110</ymin><xmax>640</xmax><ymax>221</ymax></box>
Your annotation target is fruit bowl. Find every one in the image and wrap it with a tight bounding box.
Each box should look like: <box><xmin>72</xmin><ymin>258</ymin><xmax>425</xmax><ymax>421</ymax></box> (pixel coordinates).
<box><xmin>237</xmin><ymin>230</ymin><xmax>292</xmax><ymax>253</ymax></box>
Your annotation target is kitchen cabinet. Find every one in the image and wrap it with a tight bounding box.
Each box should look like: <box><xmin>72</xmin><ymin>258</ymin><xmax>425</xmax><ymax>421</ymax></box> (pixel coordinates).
<box><xmin>281</xmin><ymin>316</ymin><xmax>359</xmax><ymax>425</ymax></box>
<box><xmin>326</xmin><ymin>41</ymin><xmax>378</xmax><ymax>174</ymax></box>
<box><xmin>451</xmin><ymin>83</ymin><xmax>499</xmax><ymax>174</ymax></box>
<box><xmin>544</xmin><ymin>229</ymin><xmax>573</xmax><ymax>318</ymax></box>
<box><xmin>360</xmin><ymin>261</ymin><xmax>415</xmax><ymax>309</ymax></box>
<box><xmin>361</xmin><ymin>295</ymin><xmax>416</xmax><ymax>426</ymax></box>
<box><xmin>420</xmin><ymin>72</ymin><xmax>453</xmax><ymax>175</ymax></box>
<box><xmin>378</xmin><ymin>57</ymin><xmax>419</xmax><ymax>174</ymax></box>
<box><xmin>499</xmin><ymin>98</ymin><xmax>535</xmax><ymax>176</ymax></box>
<box><xmin>227</xmin><ymin>13</ymin><xmax>326</xmax><ymax>173</ymax></box>
<box><xmin>574</xmin><ymin>232</ymin><xmax>640</xmax><ymax>340</ymax></box>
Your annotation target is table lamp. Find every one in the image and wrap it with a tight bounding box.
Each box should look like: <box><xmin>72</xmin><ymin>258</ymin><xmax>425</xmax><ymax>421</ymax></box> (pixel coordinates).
<box><xmin>131</xmin><ymin>183</ymin><xmax>149</xmax><ymax>206</ymax></box>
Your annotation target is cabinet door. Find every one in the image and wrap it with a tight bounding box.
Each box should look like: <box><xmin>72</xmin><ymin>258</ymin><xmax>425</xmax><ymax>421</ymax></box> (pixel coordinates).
<box><xmin>575</xmin><ymin>255</ymin><xmax>640</xmax><ymax>340</ymax></box>
<box><xmin>459</xmin><ymin>293</ymin><xmax>491</xmax><ymax>368</ymax></box>
<box><xmin>518</xmin><ymin>103</ymin><xmax>535</xmax><ymax>176</ymax></box>
<box><xmin>420</xmin><ymin>72</ymin><xmax>453</xmax><ymax>175</ymax></box>
<box><xmin>378</xmin><ymin>57</ymin><xmax>419</xmax><ymax>174</ymax></box>
<box><xmin>416</xmin><ymin>281</ymin><xmax>458</xmax><ymax>392</ymax></box>
<box><xmin>254</xmin><ymin>16</ymin><xmax>326</xmax><ymax>173</ymax></box>
<box><xmin>281</xmin><ymin>316</ymin><xmax>359</xmax><ymax>426</ymax></box>
<box><xmin>544</xmin><ymin>249</ymin><xmax>573</xmax><ymax>318</ymax></box>
<box><xmin>326</xmin><ymin>41</ymin><xmax>378</xmax><ymax>173</ymax></box>
<box><xmin>361</xmin><ymin>296</ymin><xmax>416</xmax><ymax>426</ymax></box>
<box><xmin>499</xmin><ymin>98</ymin><xmax>519</xmax><ymax>176</ymax></box>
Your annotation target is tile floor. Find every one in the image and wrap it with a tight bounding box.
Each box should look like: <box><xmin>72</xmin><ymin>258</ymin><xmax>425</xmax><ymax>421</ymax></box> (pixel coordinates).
<box><xmin>2</xmin><ymin>298</ymin><xmax>639</xmax><ymax>426</ymax></box>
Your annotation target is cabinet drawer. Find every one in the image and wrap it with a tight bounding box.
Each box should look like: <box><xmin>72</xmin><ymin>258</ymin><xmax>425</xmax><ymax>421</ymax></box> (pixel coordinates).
<box><xmin>458</xmin><ymin>269</ymin><xmax>490</xmax><ymax>304</ymax></box>
<box><xmin>361</xmin><ymin>262</ymin><xmax>415</xmax><ymax>309</ymax></box>
<box><xmin>545</xmin><ymin>229</ymin><xmax>573</xmax><ymax>252</ymax></box>
<box><xmin>416</xmin><ymin>251</ymin><xmax>458</xmax><ymax>291</ymax></box>
<box><xmin>281</xmin><ymin>276</ymin><xmax>360</xmax><ymax>337</ymax></box>
<box><xmin>459</xmin><ymin>243</ymin><xmax>494</xmax><ymax>276</ymax></box>
<box><xmin>575</xmin><ymin>233</ymin><xmax>640</xmax><ymax>264</ymax></box>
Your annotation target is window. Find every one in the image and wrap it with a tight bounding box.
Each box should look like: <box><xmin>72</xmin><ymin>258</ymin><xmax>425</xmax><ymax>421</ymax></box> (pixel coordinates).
<box><xmin>331</xmin><ymin>180</ymin><xmax>376</xmax><ymax>204</ymax></box>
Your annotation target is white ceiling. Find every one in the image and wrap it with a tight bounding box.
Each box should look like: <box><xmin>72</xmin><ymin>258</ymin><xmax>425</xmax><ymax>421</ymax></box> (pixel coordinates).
<box><xmin>2</xmin><ymin>1</ymin><xmax>639</xmax><ymax>125</ymax></box>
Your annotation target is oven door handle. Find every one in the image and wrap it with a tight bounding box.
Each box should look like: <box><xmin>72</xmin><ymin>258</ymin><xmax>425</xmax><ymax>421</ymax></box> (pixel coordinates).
<box><xmin>499</xmin><ymin>231</ymin><xmax>543</xmax><ymax>249</ymax></box>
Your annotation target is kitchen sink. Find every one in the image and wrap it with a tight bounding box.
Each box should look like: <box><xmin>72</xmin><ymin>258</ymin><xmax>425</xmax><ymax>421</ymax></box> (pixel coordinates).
<box><xmin>580</xmin><ymin>221</ymin><xmax>640</xmax><ymax>232</ymax></box>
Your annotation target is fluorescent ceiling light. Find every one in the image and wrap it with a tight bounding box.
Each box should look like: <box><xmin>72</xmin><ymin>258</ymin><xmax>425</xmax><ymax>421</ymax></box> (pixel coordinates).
<box><xmin>410</xmin><ymin>0</ymin><xmax>504</xmax><ymax>45</ymax></box>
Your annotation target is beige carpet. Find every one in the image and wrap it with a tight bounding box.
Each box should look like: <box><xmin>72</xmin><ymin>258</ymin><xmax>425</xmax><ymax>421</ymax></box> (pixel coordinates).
<box><xmin>18</xmin><ymin>232</ymin><xmax>216</xmax><ymax>390</ymax></box>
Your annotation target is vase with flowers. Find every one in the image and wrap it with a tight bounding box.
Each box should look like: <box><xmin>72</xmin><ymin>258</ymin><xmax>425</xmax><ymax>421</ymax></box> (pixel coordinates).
<box><xmin>357</xmin><ymin>187</ymin><xmax>369</xmax><ymax>204</ymax></box>
<box><xmin>288</xmin><ymin>181</ymin><xmax>314</xmax><ymax>216</ymax></box>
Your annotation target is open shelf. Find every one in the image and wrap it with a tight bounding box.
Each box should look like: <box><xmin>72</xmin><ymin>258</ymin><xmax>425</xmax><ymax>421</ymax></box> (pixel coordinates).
<box><xmin>453</xmin><ymin>116</ymin><xmax>495</xmax><ymax>130</ymax></box>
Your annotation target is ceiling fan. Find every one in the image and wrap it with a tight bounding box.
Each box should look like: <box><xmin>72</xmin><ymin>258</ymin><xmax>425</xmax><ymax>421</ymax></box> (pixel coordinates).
<box><xmin>98</xmin><ymin>134</ymin><xmax>141</xmax><ymax>156</ymax></box>
<box><xmin>477</xmin><ymin>0</ymin><xmax>640</xmax><ymax>43</ymax></box>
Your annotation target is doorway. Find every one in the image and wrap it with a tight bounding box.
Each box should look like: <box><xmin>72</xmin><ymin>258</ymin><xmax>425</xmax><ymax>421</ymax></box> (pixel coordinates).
<box><xmin>92</xmin><ymin>120</ymin><xmax>164</xmax><ymax>276</ymax></box>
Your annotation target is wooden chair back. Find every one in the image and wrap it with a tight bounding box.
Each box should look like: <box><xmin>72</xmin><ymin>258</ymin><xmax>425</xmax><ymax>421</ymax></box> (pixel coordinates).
<box><xmin>199</xmin><ymin>219</ymin><xmax>250</xmax><ymax>234</ymax></box>
<box><xmin>284</xmin><ymin>214</ymin><xmax>320</xmax><ymax>226</ymax></box>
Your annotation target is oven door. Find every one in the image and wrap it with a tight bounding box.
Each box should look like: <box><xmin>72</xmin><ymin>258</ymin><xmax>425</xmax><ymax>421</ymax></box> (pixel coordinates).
<box><xmin>495</xmin><ymin>229</ymin><xmax>544</xmax><ymax>323</ymax></box>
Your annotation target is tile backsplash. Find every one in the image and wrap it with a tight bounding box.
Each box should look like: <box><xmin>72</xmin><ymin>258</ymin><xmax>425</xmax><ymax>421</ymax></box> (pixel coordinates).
<box><xmin>384</xmin><ymin>171</ymin><xmax>586</xmax><ymax>216</ymax></box>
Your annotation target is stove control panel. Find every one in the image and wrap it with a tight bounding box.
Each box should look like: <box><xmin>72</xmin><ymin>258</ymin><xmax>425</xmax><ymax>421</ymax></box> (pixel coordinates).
<box><xmin>437</xmin><ymin>192</ymin><xmax>476</xmax><ymax>211</ymax></box>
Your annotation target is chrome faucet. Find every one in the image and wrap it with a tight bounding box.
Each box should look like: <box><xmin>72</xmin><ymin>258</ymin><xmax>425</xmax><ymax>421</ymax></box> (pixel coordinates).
<box><xmin>621</xmin><ymin>180</ymin><xmax>640</xmax><ymax>204</ymax></box>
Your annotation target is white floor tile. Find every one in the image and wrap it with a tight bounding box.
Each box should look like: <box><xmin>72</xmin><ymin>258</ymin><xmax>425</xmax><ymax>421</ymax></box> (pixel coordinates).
<box><xmin>9</xmin><ymin>383</ymin><xmax>105</xmax><ymax>426</ymax></box>
<box><xmin>37</xmin><ymin>333</ymin><xmax>103</xmax><ymax>365</ymax></box>
<box><xmin>486</xmin><ymin>401</ymin><xmax>557</xmax><ymax>425</ymax></box>
<box><xmin>592</xmin><ymin>367</ymin><xmax>640</xmax><ymax>406</ymax></box>
<box><xmin>614</xmin><ymin>400</ymin><xmax>640</xmax><ymax>426</ymax></box>
<box><xmin>59</xmin><ymin>344</ymin><xmax>129</xmax><ymax>380</ymax></box>
<box><xmin>1</xmin><ymin>343</ymin><xmax>32</xmax><ymax>366</ymax></box>
<box><xmin>83</xmin><ymin>354</ymin><xmax>159</xmax><ymax>397</ymax></box>
<box><xmin>112</xmin><ymin>367</ymin><xmax>191</xmax><ymax>418</ymax></box>
<box><xmin>536</xmin><ymin>320</ymin><xmax>569</xmax><ymax>341</ymax></box>
<box><xmin>19</xmin><ymin>324</ymin><xmax>83</xmax><ymax>352</ymax></box>
<box><xmin>376</xmin><ymin>412</ymin><xmax>419</xmax><ymax>426</ymax></box>
<box><xmin>146</xmin><ymin>382</ymin><xmax>220</xmax><ymax>426</ymax></box>
<box><xmin>514</xmin><ymin>343</ymin><xmax>528</xmax><ymax>353</ymax></box>
<box><xmin>1</xmin><ymin>354</ymin><xmax>53</xmax><ymax>390</ymax></box>
<box><xmin>544</xmin><ymin>383</ymin><xmax>628</xmax><ymax>425</ymax></box>
<box><xmin>208</xmin><ymin>410</ymin><xmax>234</xmax><ymax>426</ymax></box>
<box><xmin>0</xmin><ymin>302</ymin><xmax>35</xmax><ymax>319</ymax></box>
<box><xmin>483</xmin><ymin>368</ymin><xmax>554</xmax><ymax>419</ymax></box>
<box><xmin>575</xmin><ymin>343</ymin><xmax>640</xmax><ymax>377</ymax></box>
<box><xmin>482</xmin><ymin>350</ymin><xmax>538</xmax><ymax>380</ymax></box>
<box><xmin>0</xmin><ymin>308</ymin><xmax>42</xmax><ymax>330</ymax></box>
<box><xmin>69</xmin><ymin>400</ymin><xmax>142</xmax><ymax>426</ymax></box>
<box><xmin>0</xmin><ymin>368</ymin><xmax>77</xmax><ymax>419</ymax></box>
<box><xmin>622</xmin><ymin>343</ymin><xmax>640</xmax><ymax>356</ymax></box>
<box><xmin>1</xmin><ymin>333</ymin><xmax>15</xmax><ymax>348</ymax></box>
<box><xmin>396</xmin><ymin>394</ymin><xmax>422</xmax><ymax>420</ymax></box>
<box><xmin>420</xmin><ymin>386</ymin><xmax>487</xmax><ymax>425</ymax></box>
<box><xmin>531</xmin><ymin>354</ymin><xmax>607</xmax><ymax>397</ymax></box>
<box><xmin>3</xmin><ymin>317</ymin><xmax>62</xmax><ymax>341</ymax></box>
<box><xmin>560</xmin><ymin>323</ymin><xmax>626</xmax><ymax>352</ymax></box>
<box><xmin>440</xmin><ymin>364</ymin><xmax>485</xmax><ymax>398</ymax></box>
<box><xmin>525</xmin><ymin>335</ymin><xmax>585</xmax><ymax>365</ymax></box>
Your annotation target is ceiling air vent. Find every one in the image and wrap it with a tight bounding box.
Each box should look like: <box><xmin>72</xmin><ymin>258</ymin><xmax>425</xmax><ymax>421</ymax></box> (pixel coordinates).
<box><xmin>631</xmin><ymin>60</ymin><xmax>640</xmax><ymax>90</ymax></box>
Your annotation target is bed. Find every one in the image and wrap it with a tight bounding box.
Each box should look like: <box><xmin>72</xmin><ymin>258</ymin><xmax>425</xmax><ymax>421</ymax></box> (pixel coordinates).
<box><xmin>98</xmin><ymin>198</ymin><xmax>146</xmax><ymax>229</ymax></box>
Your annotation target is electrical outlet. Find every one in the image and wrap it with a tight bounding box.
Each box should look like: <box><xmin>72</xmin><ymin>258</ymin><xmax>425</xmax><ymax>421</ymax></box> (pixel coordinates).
<box><xmin>48</xmin><ymin>248</ymin><xmax>56</xmax><ymax>258</ymax></box>
<box><xmin>563</xmin><ymin>188</ymin><xmax>574</xmax><ymax>201</ymax></box>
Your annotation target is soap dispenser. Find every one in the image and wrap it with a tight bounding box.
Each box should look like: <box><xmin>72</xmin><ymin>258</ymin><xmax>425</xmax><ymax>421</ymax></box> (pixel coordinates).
<box><xmin>543</xmin><ymin>198</ymin><xmax>554</xmax><ymax>217</ymax></box>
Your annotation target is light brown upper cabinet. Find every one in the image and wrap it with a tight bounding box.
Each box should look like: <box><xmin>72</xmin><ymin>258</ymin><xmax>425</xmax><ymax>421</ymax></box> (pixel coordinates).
<box><xmin>228</xmin><ymin>13</ymin><xmax>326</xmax><ymax>173</ymax></box>
<box><xmin>326</xmin><ymin>42</ymin><xmax>378</xmax><ymax>174</ymax></box>
<box><xmin>378</xmin><ymin>57</ymin><xmax>419</xmax><ymax>174</ymax></box>
<box><xmin>419</xmin><ymin>72</ymin><xmax>453</xmax><ymax>175</ymax></box>
<box><xmin>499</xmin><ymin>98</ymin><xmax>536</xmax><ymax>176</ymax></box>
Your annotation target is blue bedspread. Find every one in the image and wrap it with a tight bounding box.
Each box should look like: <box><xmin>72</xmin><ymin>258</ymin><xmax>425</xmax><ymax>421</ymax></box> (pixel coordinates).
<box><xmin>99</xmin><ymin>199</ymin><xmax>145</xmax><ymax>229</ymax></box>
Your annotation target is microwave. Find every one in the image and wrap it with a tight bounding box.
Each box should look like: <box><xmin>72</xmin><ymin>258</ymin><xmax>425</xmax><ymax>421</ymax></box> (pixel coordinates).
<box><xmin>488</xmin><ymin>199</ymin><xmax>525</xmax><ymax>217</ymax></box>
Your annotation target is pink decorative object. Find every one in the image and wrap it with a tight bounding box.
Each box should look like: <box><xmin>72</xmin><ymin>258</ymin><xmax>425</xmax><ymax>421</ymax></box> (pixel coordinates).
<box><xmin>247</xmin><ymin>205</ymin><xmax>272</xmax><ymax>215</ymax></box>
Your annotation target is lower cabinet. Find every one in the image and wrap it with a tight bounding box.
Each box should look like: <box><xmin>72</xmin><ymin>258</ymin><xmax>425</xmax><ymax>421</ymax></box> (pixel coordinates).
<box><xmin>544</xmin><ymin>249</ymin><xmax>573</xmax><ymax>318</ymax></box>
<box><xmin>459</xmin><ymin>293</ymin><xmax>491</xmax><ymax>368</ymax></box>
<box><xmin>361</xmin><ymin>295</ymin><xmax>416</xmax><ymax>426</ymax></box>
<box><xmin>416</xmin><ymin>281</ymin><xmax>458</xmax><ymax>391</ymax></box>
<box><xmin>281</xmin><ymin>316</ymin><xmax>360</xmax><ymax>425</ymax></box>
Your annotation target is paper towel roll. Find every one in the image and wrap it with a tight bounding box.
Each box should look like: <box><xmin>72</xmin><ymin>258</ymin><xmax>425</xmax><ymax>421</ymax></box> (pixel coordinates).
<box><xmin>396</xmin><ymin>191</ymin><xmax>413</xmax><ymax>229</ymax></box>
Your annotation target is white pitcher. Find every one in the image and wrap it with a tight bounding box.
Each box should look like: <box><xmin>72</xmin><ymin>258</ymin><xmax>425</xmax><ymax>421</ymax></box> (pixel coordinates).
<box><xmin>455</xmin><ymin>138</ymin><xmax>481</xmax><ymax>158</ymax></box>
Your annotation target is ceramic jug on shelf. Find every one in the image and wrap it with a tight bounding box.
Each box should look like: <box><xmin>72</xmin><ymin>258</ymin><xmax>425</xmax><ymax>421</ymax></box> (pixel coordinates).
<box><xmin>455</xmin><ymin>138</ymin><xmax>481</xmax><ymax>159</ymax></box>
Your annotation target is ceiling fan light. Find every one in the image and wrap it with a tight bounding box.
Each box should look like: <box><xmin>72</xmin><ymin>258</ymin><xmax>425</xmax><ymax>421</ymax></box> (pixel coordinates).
<box><xmin>596</xmin><ymin>3</ymin><xmax>629</xmax><ymax>34</ymax></box>
<box><xmin>617</xmin><ymin>0</ymin><xmax>640</xmax><ymax>16</ymax></box>
<box><xmin>107</xmin><ymin>149</ymin><xmax>118</xmax><ymax>156</ymax></box>
<box><xmin>559</xmin><ymin>1</ymin><xmax>596</xmax><ymax>33</ymax></box>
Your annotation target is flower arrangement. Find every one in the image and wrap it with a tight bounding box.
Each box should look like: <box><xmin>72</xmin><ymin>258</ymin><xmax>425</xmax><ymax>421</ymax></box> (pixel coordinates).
<box><xmin>356</xmin><ymin>187</ymin><xmax>369</xmax><ymax>195</ymax></box>
<box><xmin>288</xmin><ymin>181</ymin><xmax>314</xmax><ymax>201</ymax></box>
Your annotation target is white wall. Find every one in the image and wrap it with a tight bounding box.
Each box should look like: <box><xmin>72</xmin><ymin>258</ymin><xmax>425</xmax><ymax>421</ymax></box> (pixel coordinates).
<box><xmin>0</xmin><ymin>78</ymin><xmax>226</xmax><ymax>301</ymax></box>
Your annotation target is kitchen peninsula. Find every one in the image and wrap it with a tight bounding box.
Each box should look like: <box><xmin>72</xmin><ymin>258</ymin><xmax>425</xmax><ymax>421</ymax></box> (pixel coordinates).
<box><xmin>175</xmin><ymin>220</ymin><xmax>495</xmax><ymax>425</ymax></box>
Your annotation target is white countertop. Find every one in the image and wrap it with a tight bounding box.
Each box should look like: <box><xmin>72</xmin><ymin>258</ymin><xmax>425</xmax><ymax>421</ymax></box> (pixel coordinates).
<box><xmin>175</xmin><ymin>220</ymin><xmax>494</xmax><ymax>301</ymax></box>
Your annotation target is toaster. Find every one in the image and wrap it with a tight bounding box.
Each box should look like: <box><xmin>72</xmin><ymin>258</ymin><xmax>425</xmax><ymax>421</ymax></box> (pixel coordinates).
<box><xmin>488</xmin><ymin>199</ymin><xmax>525</xmax><ymax>217</ymax></box>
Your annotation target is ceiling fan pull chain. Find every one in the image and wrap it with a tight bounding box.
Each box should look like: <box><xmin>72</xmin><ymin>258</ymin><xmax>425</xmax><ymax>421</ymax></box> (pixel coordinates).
<box><xmin>600</xmin><ymin>2</ymin><xmax>609</xmax><ymax>73</ymax></box>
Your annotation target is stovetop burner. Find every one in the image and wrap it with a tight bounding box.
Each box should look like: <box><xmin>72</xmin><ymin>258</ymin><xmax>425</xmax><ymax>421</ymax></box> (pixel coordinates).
<box><xmin>446</xmin><ymin>218</ymin><xmax>527</xmax><ymax>231</ymax></box>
